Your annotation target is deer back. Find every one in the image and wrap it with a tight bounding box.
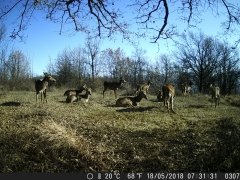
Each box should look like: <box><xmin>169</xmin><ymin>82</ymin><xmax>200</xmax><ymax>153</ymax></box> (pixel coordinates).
<box><xmin>116</xmin><ymin>97</ymin><xmax>133</xmax><ymax>107</ymax></box>
<box><xmin>162</xmin><ymin>84</ymin><xmax>175</xmax><ymax>98</ymax></box>
<box><xmin>104</xmin><ymin>79</ymin><xmax>126</xmax><ymax>90</ymax></box>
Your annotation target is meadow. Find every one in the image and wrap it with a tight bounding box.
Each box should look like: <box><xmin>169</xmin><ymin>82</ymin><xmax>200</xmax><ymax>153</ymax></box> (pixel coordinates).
<box><xmin>0</xmin><ymin>89</ymin><xmax>240</xmax><ymax>172</ymax></box>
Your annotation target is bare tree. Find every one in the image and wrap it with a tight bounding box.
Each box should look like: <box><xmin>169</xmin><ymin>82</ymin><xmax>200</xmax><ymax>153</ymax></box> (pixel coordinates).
<box><xmin>101</xmin><ymin>48</ymin><xmax>131</xmax><ymax>79</ymax></box>
<box><xmin>216</xmin><ymin>43</ymin><xmax>240</xmax><ymax>95</ymax></box>
<box><xmin>6</xmin><ymin>50</ymin><xmax>30</xmax><ymax>80</ymax></box>
<box><xmin>84</xmin><ymin>35</ymin><xmax>100</xmax><ymax>80</ymax></box>
<box><xmin>0</xmin><ymin>0</ymin><xmax>239</xmax><ymax>43</ymax></box>
<box><xmin>131</xmin><ymin>47</ymin><xmax>148</xmax><ymax>87</ymax></box>
<box><xmin>176</xmin><ymin>32</ymin><xmax>220</xmax><ymax>93</ymax></box>
<box><xmin>0</xmin><ymin>24</ymin><xmax>8</xmax><ymax>84</ymax></box>
<box><xmin>156</xmin><ymin>54</ymin><xmax>174</xmax><ymax>84</ymax></box>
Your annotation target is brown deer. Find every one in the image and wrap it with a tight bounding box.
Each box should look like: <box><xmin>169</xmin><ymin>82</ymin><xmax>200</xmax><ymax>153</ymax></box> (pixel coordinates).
<box><xmin>136</xmin><ymin>80</ymin><xmax>151</xmax><ymax>95</ymax></box>
<box><xmin>78</xmin><ymin>88</ymin><xmax>92</xmax><ymax>102</ymax></box>
<box><xmin>162</xmin><ymin>83</ymin><xmax>175</xmax><ymax>112</ymax></box>
<box><xmin>210</xmin><ymin>84</ymin><xmax>220</xmax><ymax>108</ymax></box>
<box><xmin>157</xmin><ymin>90</ymin><xmax>163</xmax><ymax>102</ymax></box>
<box><xmin>35</xmin><ymin>72</ymin><xmax>56</xmax><ymax>103</ymax></box>
<box><xmin>64</xmin><ymin>84</ymin><xmax>87</xmax><ymax>96</ymax></box>
<box><xmin>181</xmin><ymin>82</ymin><xmax>191</xmax><ymax>96</ymax></box>
<box><xmin>116</xmin><ymin>91</ymin><xmax>147</xmax><ymax>107</ymax></box>
<box><xmin>66</xmin><ymin>88</ymin><xmax>92</xmax><ymax>103</ymax></box>
<box><xmin>103</xmin><ymin>77</ymin><xmax>126</xmax><ymax>99</ymax></box>
<box><xmin>66</xmin><ymin>94</ymin><xmax>78</xmax><ymax>103</ymax></box>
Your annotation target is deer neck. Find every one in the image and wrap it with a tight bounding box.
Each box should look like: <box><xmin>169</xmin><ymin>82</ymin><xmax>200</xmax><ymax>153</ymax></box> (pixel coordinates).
<box><xmin>133</xmin><ymin>94</ymin><xmax>144</xmax><ymax>102</ymax></box>
<box><xmin>80</xmin><ymin>93</ymin><xmax>90</xmax><ymax>99</ymax></box>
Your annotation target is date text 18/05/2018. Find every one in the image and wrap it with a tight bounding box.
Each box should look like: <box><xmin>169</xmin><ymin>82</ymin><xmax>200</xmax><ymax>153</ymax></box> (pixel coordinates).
<box><xmin>86</xmin><ymin>173</ymin><xmax>240</xmax><ymax>180</ymax></box>
<box><xmin>146</xmin><ymin>173</ymin><xmax>217</xmax><ymax>180</ymax></box>
<box><xmin>147</xmin><ymin>173</ymin><xmax>239</xmax><ymax>180</ymax></box>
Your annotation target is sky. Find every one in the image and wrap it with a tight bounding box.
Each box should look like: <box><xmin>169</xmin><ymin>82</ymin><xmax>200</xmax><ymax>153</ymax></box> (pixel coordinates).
<box><xmin>1</xmin><ymin>0</ymin><xmax>239</xmax><ymax>76</ymax></box>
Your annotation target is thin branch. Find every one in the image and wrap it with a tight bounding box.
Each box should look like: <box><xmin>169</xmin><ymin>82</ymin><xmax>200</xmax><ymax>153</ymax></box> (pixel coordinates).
<box><xmin>152</xmin><ymin>0</ymin><xmax>169</xmax><ymax>43</ymax></box>
<box><xmin>0</xmin><ymin>0</ymin><xmax>23</xmax><ymax>19</ymax></box>
<box><xmin>11</xmin><ymin>0</ymin><xmax>30</xmax><ymax>39</ymax></box>
<box><xmin>221</xmin><ymin>0</ymin><xmax>239</xmax><ymax>30</ymax></box>
<box><xmin>66</xmin><ymin>1</ymin><xmax>79</xmax><ymax>31</ymax></box>
<box><xmin>187</xmin><ymin>0</ymin><xmax>193</xmax><ymax>24</ymax></box>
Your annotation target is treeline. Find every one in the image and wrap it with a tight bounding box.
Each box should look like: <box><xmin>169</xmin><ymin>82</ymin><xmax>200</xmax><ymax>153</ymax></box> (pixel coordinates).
<box><xmin>1</xmin><ymin>29</ymin><xmax>240</xmax><ymax>94</ymax></box>
<box><xmin>45</xmin><ymin>32</ymin><xmax>240</xmax><ymax>95</ymax></box>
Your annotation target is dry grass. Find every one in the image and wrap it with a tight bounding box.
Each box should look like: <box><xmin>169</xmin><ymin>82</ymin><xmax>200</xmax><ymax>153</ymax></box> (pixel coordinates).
<box><xmin>0</xmin><ymin>90</ymin><xmax>240</xmax><ymax>172</ymax></box>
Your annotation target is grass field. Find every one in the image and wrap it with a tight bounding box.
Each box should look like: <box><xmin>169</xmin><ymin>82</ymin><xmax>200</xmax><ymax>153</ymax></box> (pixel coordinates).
<box><xmin>0</xmin><ymin>89</ymin><xmax>240</xmax><ymax>172</ymax></box>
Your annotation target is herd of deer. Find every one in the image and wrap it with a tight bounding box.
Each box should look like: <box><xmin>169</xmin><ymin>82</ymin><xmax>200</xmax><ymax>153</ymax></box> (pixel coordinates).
<box><xmin>35</xmin><ymin>73</ymin><xmax>221</xmax><ymax>112</ymax></box>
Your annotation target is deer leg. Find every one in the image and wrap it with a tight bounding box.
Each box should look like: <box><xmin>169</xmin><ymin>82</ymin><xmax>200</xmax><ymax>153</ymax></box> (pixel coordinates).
<box><xmin>167</xmin><ymin>100</ymin><xmax>170</xmax><ymax>112</ymax></box>
<box><xmin>44</xmin><ymin>90</ymin><xmax>47</xmax><ymax>103</ymax></box>
<box><xmin>40</xmin><ymin>92</ymin><xmax>43</xmax><ymax>102</ymax></box>
<box><xmin>103</xmin><ymin>89</ymin><xmax>105</xmax><ymax>98</ymax></box>
<box><xmin>171</xmin><ymin>96</ymin><xmax>174</xmax><ymax>111</ymax></box>
<box><xmin>114</xmin><ymin>90</ymin><xmax>117</xmax><ymax>99</ymax></box>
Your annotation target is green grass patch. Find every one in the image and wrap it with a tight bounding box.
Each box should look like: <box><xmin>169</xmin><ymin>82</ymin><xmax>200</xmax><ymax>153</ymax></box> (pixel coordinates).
<box><xmin>0</xmin><ymin>90</ymin><xmax>240</xmax><ymax>172</ymax></box>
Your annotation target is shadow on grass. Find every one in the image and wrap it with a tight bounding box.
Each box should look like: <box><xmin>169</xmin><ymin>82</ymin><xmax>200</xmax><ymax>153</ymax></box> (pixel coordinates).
<box><xmin>113</xmin><ymin>117</ymin><xmax>240</xmax><ymax>172</ymax></box>
<box><xmin>188</xmin><ymin>104</ymin><xmax>207</xmax><ymax>108</ymax></box>
<box><xmin>116</xmin><ymin>106</ymin><xmax>156</xmax><ymax>112</ymax></box>
<box><xmin>1</xmin><ymin>101</ymin><xmax>21</xmax><ymax>107</ymax></box>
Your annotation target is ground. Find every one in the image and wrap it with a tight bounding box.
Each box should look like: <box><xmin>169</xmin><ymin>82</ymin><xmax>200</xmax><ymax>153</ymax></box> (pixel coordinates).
<box><xmin>0</xmin><ymin>89</ymin><xmax>240</xmax><ymax>172</ymax></box>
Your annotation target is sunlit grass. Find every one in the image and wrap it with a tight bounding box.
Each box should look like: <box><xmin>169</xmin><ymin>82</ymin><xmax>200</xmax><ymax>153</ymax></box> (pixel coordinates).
<box><xmin>0</xmin><ymin>89</ymin><xmax>240</xmax><ymax>172</ymax></box>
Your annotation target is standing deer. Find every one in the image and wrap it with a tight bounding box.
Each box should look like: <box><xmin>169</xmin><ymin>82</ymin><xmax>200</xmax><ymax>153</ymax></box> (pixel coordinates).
<box><xmin>136</xmin><ymin>80</ymin><xmax>151</xmax><ymax>95</ymax></box>
<box><xmin>64</xmin><ymin>84</ymin><xmax>87</xmax><ymax>96</ymax></box>
<box><xmin>181</xmin><ymin>82</ymin><xmax>192</xmax><ymax>96</ymax></box>
<box><xmin>157</xmin><ymin>90</ymin><xmax>163</xmax><ymax>102</ymax></box>
<box><xmin>103</xmin><ymin>77</ymin><xmax>126</xmax><ymax>99</ymax></box>
<box><xmin>162</xmin><ymin>83</ymin><xmax>175</xmax><ymax>112</ymax></box>
<box><xmin>210</xmin><ymin>84</ymin><xmax>220</xmax><ymax>108</ymax></box>
<box><xmin>116</xmin><ymin>90</ymin><xmax>147</xmax><ymax>107</ymax></box>
<box><xmin>35</xmin><ymin>72</ymin><xmax>56</xmax><ymax>103</ymax></box>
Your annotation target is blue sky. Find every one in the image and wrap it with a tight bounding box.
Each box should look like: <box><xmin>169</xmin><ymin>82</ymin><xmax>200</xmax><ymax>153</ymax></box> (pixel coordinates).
<box><xmin>1</xmin><ymin>1</ymin><xmax>239</xmax><ymax>76</ymax></box>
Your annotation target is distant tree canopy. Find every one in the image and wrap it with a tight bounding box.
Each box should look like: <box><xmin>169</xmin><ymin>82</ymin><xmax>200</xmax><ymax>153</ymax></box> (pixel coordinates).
<box><xmin>176</xmin><ymin>32</ymin><xmax>240</xmax><ymax>94</ymax></box>
<box><xmin>0</xmin><ymin>0</ymin><xmax>240</xmax><ymax>43</ymax></box>
<box><xmin>0</xmin><ymin>21</ymin><xmax>239</xmax><ymax>94</ymax></box>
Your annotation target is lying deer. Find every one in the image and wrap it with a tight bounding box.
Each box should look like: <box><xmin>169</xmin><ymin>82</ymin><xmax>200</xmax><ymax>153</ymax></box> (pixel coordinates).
<box><xmin>162</xmin><ymin>83</ymin><xmax>175</xmax><ymax>112</ymax></box>
<box><xmin>78</xmin><ymin>88</ymin><xmax>92</xmax><ymax>102</ymax></box>
<box><xmin>64</xmin><ymin>84</ymin><xmax>87</xmax><ymax>96</ymax></box>
<box><xmin>66</xmin><ymin>88</ymin><xmax>92</xmax><ymax>103</ymax></box>
<box><xmin>116</xmin><ymin>91</ymin><xmax>147</xmax><ymax>107</ymax></box>
<box><xmin>210</xmin><ymin>84</ymin><xmax>220</xmax><ymax>108</ymax></box>
<box><xmin>136</xmin><ymin>80</ymin><xmax>151</xmax><ymax>95</ymax></box>
<box><xmin>103</xmin><ymin>77</ymin><xmax>126</xmax><ymax>99</ymax></box>
<box><xmin>66</xmin><ymin>94</ymin><xmax>78</xmax><ymax>103</ymax></box>
<box><xmin>35</xmin><ymin>72</ymin><xmax>56</xmax><ymax>103</ymax></box>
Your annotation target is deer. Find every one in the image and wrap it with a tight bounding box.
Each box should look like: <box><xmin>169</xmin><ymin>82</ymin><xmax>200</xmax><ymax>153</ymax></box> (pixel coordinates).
<box><xmin>66</xmin><ymin>88</ymin><xmax>92</xmax><ymax>103</ymax></box>
<box><xmin>35</xmin><ymin>72</ymin><xmax>56</xmax><ymax>103</ymax></box>
<box><xmin>78</xmin><ymin>88</ymin><xmax>92</xmax><ymax>102</ymax></box>
<box><xmin>162</xmin><ymin>83</ymin><xmax>175</xmax><ymax>112</ymax></box>
<box><xmin>64</xmin><ymin>84</ymin><xmax>87</xmax><ymax>96</ymax></box>
<box><xmin>157</xmin><ymin>90</ymin><xmax>163</xmax><ymax>102</ymax></box>
<box><xmin>66</xmin><ymin>94</ymin><xmax>78</xmax><ymax>103</ymax></box>
<box><xmin>103</xmin><ymin>77</ymin><xmax>126</xmax><ymax>99</ymax></box>
<box><xmin>136</xmin><ymin>80</ymin><xmax>151</xmax><ymax>95</ymax></box>
<box><xmin>181</xmin><ymin>82</ymin><xmax>192</xmax><ymax>96</ymax></box>
<box><xmin>116</xmin><ymin>90</ymin><xmax>147</xmax><ymax>107</ymax></box>
<box><xmin>209</xmin><ymin>84</ymin><xmax>220</xmax><ymax>108</ymax></box>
